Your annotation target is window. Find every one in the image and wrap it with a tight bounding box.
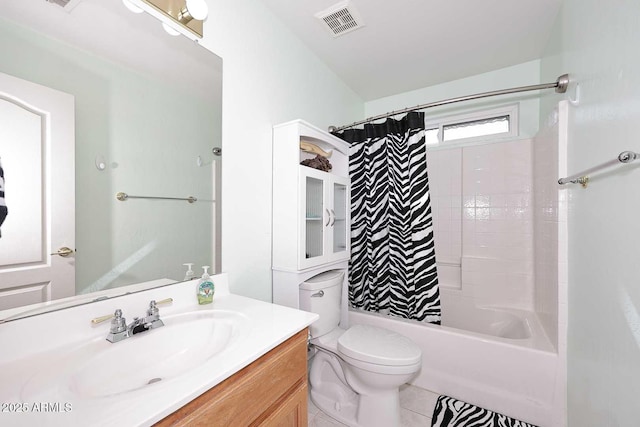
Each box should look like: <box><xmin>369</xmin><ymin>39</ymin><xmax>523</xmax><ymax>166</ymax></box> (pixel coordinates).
<box><xmin>424</xmin><ymin>104</ymin><xmax>518</xmax><ymax>146</ymax></box>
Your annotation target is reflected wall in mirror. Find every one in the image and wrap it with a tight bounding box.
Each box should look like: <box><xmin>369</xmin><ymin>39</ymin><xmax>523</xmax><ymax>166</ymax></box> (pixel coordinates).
<box><xmin>0</xmin><ymin>0</ymin><xmax>222</xmax><ymax>320</ymax></box>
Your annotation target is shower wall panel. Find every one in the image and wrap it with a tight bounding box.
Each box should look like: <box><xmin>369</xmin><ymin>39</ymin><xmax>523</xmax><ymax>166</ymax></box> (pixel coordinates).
<box><xmin>427</xmin><ymin>139</ymin><xmax>534</xmax><ymax>310</ymax></box>
<box><xmin>427</xmin><ymin>148</ymin><xmax>463</xmax><ymax>289</ymax></box>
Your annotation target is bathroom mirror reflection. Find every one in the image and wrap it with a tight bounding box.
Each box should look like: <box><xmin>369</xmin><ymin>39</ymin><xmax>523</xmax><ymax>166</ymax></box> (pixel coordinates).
<box><xmin>0</xmin><ymin>0</ymin><xmax>222</xmax><ymax>321</ymax></box>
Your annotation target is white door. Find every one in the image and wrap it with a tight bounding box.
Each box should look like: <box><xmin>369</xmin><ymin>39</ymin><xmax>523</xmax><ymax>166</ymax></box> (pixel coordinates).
<box><xmin>0</xmin><ymin>72</ymin><xmax>75</xmax><ymax>311</ymax></box>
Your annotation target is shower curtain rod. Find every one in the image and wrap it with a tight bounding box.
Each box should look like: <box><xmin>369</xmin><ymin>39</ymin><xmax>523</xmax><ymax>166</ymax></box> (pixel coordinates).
<box><xmin>328</xmin><ymin>74</ymin><xmax>570</xmax><ymax>133</ymax></box>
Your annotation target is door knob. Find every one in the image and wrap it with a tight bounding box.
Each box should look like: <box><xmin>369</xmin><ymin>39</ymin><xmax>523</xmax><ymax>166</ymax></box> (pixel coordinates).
<box><xmin>51</xmin><ymin>247</ymin><xmax>74</xmax><ymax>257</ymax></box>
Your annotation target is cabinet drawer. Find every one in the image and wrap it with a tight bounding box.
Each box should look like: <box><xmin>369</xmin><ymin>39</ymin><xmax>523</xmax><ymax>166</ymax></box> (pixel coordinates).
<box><xmin>156</xmin><ymin>328</ymin><xmax>308</xmax><ymax>427</ymax></box>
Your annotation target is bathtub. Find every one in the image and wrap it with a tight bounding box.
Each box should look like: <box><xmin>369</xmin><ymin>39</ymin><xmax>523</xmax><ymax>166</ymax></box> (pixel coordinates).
<box><xmin>348</xmin><ymin>302</ymin><xmax>558</xmax><ymax>427</ymax></box>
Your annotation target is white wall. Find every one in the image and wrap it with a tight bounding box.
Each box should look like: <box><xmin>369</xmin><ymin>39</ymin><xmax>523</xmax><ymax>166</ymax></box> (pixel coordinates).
<box><xmin>365</xmin><ymin>60</ymin><xmax>542</xmax><ymax>139</ymax></box>
<box><xmin>540</xmin><ymin>1</ymin><xmax>640</xmax><ymax>425</ymax></box>
<box><xmin>198</xmin><ymin>0</ymin><xmax>363</xmax><ymax>301</ymax></box>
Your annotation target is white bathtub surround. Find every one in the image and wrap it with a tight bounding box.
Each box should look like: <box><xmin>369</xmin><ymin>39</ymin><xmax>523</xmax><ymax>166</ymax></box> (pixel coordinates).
<box><xmin>533</xmin><ymin>101</ymin><xmax>569</xmax><ymax>353</ymax></box>
<box><xmin>439</xmin><ymin>293</ymin><xmax>554</xmax><ymax>349</ymax></box>
<box><xmin>0</xmin><ymin>273</ymin><xmax>317</xmax><ymax>427</ymax></box>
<box><xmin>427</xmin><ymin>139</ymin><xmax>535</xmax><ymax>310</ymax></box>
<box><xmin>463</xmin><ymin>140</ymin><xmax>535</xmax><ymax>309</ymax></box>
<box><xmin>413</xmin><ymin>131</ymin><xmax>568</xmax><ymax>425</ymax></box>
<box><xmin>349</xmin><ymin>309</ymin><xmax>557</xmax><ymax>427</ymax></box>
<box><xmin>427</xmin><ymin>147</ymin><xmax>463</xmax><ymax>290</ymax></box>
<box><xmin>457</xmin><ymin>256</ymin><xmax>534</xmax><ymax>310</ymax></box>
<box><xmin>534</xmin><ymin>102</ymin><xmax>569</xmax><ymax>426</ymax></box>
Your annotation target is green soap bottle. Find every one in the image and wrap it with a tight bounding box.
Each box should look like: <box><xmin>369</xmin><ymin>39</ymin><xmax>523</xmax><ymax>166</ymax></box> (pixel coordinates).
<box><xmin>197</xmin><ymin>265</ymin><xmax>215</xmax><ymax>305</ymax></box>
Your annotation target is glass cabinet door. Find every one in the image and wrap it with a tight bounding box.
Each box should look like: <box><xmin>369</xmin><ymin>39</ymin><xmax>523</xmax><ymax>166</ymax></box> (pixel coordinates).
<box><xmin>304</xmin><ymin>175</ymin><xmax>325</xmax><ymax>261</ymax></box>
<box><xmin>332</xmin><ymin>181</ymin><xmax>348</xmax><ymax>256</ymax></box>
<box><xmin>300</xmin><ymin>166</ymin><xmax>349</xmax><ymax>269</ymax></box>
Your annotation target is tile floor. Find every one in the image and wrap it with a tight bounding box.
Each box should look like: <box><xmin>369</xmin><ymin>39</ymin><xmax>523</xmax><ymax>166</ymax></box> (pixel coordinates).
<box><xmin>307</xmin><ymin>384</ymin><xmax>438</xmax><ymax>427</ymax></box>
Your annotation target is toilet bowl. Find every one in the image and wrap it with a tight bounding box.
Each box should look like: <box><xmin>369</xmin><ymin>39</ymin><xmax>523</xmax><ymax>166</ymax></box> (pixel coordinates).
<box><xmin>300</xmin><ymin>270</ymin><xmax>422</xmax><ymax>427</ymax></box>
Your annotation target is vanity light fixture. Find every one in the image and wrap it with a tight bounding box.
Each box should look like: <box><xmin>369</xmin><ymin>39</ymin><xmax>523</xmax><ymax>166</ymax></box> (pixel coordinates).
<box><xmin>162</xmin><ymin>22</ymin><xmax>181</xmax><ymax>36</ymax></box>
<box><xmin>122</xmin><ymin>0</ymin><xmax>209</xmax><ymax>41</ymax></box>
<box><xmin>179</xmin><ymin>0</ymin><xmax>209</xmax><ymax>23</ymax></box>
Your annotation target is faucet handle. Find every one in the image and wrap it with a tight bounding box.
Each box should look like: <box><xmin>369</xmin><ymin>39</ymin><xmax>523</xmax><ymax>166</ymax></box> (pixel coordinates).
<box><xmin>91</xmin><ymin>309</ymin><xmax>123</xmax><ymax>325</ymax></box>
<box><xmin>91</xmin><ymin>309</ymin><xmax>127</xmax><ymax>333</ymax></box>
<box><xmin>91</xmin><ymin>313</ymin><xmax>115</xmax><ymax>325</ymax></box>
<box><xmin>147</xmin><ymin>298</ymin><xmax>173</xmax><ymax>316</ymax></box>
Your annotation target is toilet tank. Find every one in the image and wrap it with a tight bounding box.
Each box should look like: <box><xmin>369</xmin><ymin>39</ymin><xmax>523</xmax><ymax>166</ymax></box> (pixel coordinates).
<box><xmin>299</xmin><ymin>270</ymin><xmax>344</xmax><ymax>338</ymax></box>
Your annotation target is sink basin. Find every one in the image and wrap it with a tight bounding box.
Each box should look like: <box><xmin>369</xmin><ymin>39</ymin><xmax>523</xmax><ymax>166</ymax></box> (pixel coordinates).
<box><xmin>21</xmin><ymin>309</ymin><xmax>250</xmax><ymax>400</ymax></box>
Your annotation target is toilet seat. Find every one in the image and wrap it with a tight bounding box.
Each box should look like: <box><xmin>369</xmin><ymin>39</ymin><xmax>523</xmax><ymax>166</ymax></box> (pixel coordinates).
<box><xmin>338</xmin><ymin>351</ymin><xmax>422</xmax><ymax>375</ymax></box>
<box><xmin>338</xmin><ymin>324</ymin><xmax>421</xmax><ymax>367</ymax></box>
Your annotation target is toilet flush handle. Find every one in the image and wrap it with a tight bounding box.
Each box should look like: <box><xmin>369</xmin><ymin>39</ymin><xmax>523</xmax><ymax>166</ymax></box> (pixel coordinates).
<box><xmin>311</xmin><ymin>290</ymin><xmax>324</xmax><ymax>298</ymax></box>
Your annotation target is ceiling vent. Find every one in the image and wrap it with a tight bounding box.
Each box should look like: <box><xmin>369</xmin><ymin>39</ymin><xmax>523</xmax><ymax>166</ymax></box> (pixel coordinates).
<box><xmin>315</xmin><ymin>1</ymin><xmax>365</xmax><ymax>38</ymax></box>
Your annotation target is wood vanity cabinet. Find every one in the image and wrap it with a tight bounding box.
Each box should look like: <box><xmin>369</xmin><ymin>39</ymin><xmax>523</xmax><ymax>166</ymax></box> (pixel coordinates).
<box><xmin>156</xmin><ymin>328</ymin><xmax>309</xmax><ymax>427</ymax></box>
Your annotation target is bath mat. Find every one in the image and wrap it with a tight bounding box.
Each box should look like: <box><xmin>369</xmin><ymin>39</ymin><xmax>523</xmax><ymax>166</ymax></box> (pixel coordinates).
<box><xmin>431</xmin><ymin>395</ymin><xmax>538</xmax><ymax>427</ymax></box>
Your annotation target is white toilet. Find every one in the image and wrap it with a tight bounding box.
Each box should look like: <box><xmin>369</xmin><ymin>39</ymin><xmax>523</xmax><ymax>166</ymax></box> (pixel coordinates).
<box><xmin>300</xmin><ymin>270</ymin><xmax>422</xmax><ymax>427</ymax></box>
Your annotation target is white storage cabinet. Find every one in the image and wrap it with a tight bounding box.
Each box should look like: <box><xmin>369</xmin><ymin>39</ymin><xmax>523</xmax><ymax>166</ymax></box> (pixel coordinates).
<box><xmin>272</xmin><ymin>120</ymin><xmax>350</xmax><ymax>272</ymax></box>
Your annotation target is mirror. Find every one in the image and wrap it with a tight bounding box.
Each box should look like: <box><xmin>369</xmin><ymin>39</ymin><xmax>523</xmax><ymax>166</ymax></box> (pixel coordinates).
<box><xmin>0</xmin><ymin>0</ymin><xmax>222</xmax><ymax>321</ymax></box>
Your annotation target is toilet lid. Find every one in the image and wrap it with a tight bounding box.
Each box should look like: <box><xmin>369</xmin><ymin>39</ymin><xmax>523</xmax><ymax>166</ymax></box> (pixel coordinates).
<box><xmin>337</xmin><ymin>324</ymin><xmax>421</xmax><ymax>366</ymax></box>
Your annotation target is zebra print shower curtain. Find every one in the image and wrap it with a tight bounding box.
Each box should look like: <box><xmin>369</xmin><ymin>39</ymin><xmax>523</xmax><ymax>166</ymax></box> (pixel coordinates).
<box><xmin>336</xmin><ymin>112</ymin><xmax>441</xmax><ymax>324</ymax></box>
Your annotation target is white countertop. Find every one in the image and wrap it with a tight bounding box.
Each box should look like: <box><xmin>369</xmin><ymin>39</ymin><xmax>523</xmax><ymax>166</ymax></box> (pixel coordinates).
<box><xmin>0</xmin><ymin>274</ymin><xmax>318</xmax><ymax>426</ymax></box>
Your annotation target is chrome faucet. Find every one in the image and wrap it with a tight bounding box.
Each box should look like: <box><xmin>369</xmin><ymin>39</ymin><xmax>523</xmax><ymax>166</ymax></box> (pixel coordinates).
<box><xmin>92</xmin><ymin>298</ymin><xmax>172</xmax><ymax>343</ymax></box>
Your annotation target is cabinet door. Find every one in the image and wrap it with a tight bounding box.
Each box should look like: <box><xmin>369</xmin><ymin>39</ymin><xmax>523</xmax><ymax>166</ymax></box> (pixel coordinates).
<box><xmin>299</xmin><ymin>167</ymin><xmax>328</xmax><ymax>269</ymax></box>
<box><xmin>299</xmin><ymin>167</ymin><xmax>350</xmax><ymax>269</ymax></box>
<box><xmin>328</xmin><ymin>176</ymin><xmax>350</xmax><ymax>262</ymax></box>
<box><xmin>258</xmin><ymin>382</ymin><xmax>308</xmax><ymax>426</ymax></box>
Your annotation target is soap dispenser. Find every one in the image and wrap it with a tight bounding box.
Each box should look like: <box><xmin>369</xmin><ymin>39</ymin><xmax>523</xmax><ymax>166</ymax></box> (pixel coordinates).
<box><xmin>197</xmin><ymin>266</ymin><xmax>215</xmax><ymax>305</ymax></box>
<box><xmin>183</xmin><ymin>263</ymin><xmax>195</xmax><ymax>281</ymax></box>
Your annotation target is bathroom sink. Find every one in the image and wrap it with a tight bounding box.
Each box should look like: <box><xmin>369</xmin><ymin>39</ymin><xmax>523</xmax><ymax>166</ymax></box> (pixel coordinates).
<box><xmin>21</xmin><ymin>310</ymin><xmax>250</xmax><ymax>400</ymax></box>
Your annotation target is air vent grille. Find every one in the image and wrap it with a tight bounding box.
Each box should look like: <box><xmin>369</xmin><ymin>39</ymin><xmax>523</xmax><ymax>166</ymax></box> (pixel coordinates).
<box><xmin>316</xmin><ymin>1</ymin><xmax>365</xmax><ymax>38</ymax></box>
<box><xmin>322</xmin><ymin>9</ymin><xmax>358</xmax><ymax>35</ymax></box>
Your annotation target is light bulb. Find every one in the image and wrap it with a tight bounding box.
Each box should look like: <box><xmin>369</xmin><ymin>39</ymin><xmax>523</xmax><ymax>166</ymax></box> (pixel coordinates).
<box><xmin>122</xmin><ymin>0</ymin><xmax>144</xmax><ymax>14</ymax></box>
<box><xmin>186</xmin><ymin>0</ymin><xmax>208</xmax><ymax>20</ymax></box>
<box><xmin>162</xmin><ymin>22</ymin><xmax>181</xmax><ymax>36</ymax></box>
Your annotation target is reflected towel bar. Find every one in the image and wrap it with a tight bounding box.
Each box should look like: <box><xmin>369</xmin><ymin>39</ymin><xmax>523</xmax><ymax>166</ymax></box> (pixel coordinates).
<box><xmin>116</xmin><ymin>192</ymin><xmax>197</xmax><ymax>203</ymax></box>
<box><xmin>558</xmin><ymin>151</ymin><xmax>640</xmax><ymax>187</ymax></box>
